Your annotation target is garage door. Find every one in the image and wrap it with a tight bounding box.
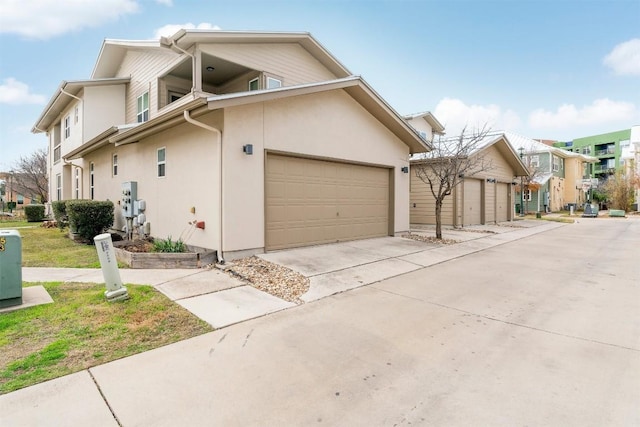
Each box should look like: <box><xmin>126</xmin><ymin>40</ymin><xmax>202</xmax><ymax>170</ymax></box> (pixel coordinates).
<box><xmin>463</xmin><ymin>179</ymin><xmax>482</xmax><ymax>225</ymax></box>
<box><xmin>496</xmin><ymin>183</ymin><xmax>509</xmax><ymax>222</ymax></box>
<box><xmin>265</xmin><ymin>154</ymin><xmax>389</xmax><ymax>250</ymax></box>
<box><xmin>485</xmin><ymin>181</ymin><xmax>495</xmax><ymax>224</ymax></box>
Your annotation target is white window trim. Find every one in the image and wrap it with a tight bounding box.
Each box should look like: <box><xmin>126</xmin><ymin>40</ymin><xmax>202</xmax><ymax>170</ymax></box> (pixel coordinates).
<box><xmin>553</xmin><ymin>156</ymin><xmax>560</xmax><ymax>172</ymax></box>
<box><xmin>89</xmin><ymin>162</ymin><xmax>95</xmax><ymax>200</ymax></box>
<box><xmin>64</xmin><ymin>115</ymin><xmax>71</xmax><ymax>139</ymax></box>
<box><xmin>168</xmin><ymin>90</ymin><xmax>186</xmax><ymax>104</ymax></box>
<box><xmin>137</xmin><ymin>92</ymin><xmax>149</xmax><ymax>123</ymax></box>
<box><xmin>157</xmin><ymin>147</ymin><xmax>166</xmax><ymax>178</ymax></box>
<box><xmin>523</xmin><ymin>189</ymin><xmax>532</xmax><ymax>201</ymax></box>
<box><xmin>266</xmin><ymin>76</ymin><xmax>282</xmax><ymax>89</ymax></box>
<box><xmin>248</xmin><ymin>77</ymin><xmax>259</xmax><ymax>91</ymax></box>
<box><xmin>112</xmin><ymin>154</ymin><xmax>118</xmax><ymax>176</ymax></box>
<box><xmin>529</xmin><ymin>155</ymin><xmax>539</xmax><ymax>168</ymax></box>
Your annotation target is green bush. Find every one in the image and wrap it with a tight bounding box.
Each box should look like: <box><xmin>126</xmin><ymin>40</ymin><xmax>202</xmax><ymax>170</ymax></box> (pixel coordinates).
<box><xmin>24</xmin><ymin>204</ymin><xmax>45</xmax><ymax>222</ymax></box>
<box><xmin>153</xmin><ymin>236</ymin><xmax>186</xmax><ymax>253</ymax></box>
<box><xmin>66</xmin><ymin>200</ymin><xmax>114</xmax><ymax>244</ymax></box>
<box><xmin>52</xmin><ymin>200</ymin><xmax>68</xmax><ymax>230</ymax></box>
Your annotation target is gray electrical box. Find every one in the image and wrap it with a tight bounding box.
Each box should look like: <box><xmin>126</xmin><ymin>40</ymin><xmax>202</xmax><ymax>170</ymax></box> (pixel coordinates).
<box><xmin>121</xmin><ymin>181</ymin><xmax>138</xmax><ymax>218</ymax></box>
<box><xmin>0</xmin><ymin>230</ymin><xmax>23</xmax><ymax>308</ymax></box>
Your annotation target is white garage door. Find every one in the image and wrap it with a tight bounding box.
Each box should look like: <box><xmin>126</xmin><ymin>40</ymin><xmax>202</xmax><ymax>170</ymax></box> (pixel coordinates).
<box><xmin>463</xmin><ymin>179</ymin><xmax>482</xmax><ymax>226</ymax></box>
<box><xmin>496</xmin><ymin>183</ymin><xmax>509</xmax><ymax>222</ymax></box>
<box><xmin>265</xmin><ymin>154</ymin><xmax>390</xmax><ymax>250</ymax></box>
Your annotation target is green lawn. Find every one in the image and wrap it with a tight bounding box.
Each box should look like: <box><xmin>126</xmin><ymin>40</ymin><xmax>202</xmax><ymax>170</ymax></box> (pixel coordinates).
<box><xmin>0</xmin><ymin>222</ymin><xmax>100</xmax><ymax>268</ymax></box>
<box><xmin>0</xmin><ymin>282</ymin><xmax>212</xmax><ymax>394</ymax></box>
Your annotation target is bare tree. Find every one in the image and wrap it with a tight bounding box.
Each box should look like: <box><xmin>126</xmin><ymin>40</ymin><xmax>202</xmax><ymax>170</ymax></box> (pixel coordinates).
<box><xmin>412</xmin><ymin>126</ymin><xmax>494</xmax><ymax>239</ymax></box>
<box><xmin>12</xmin><ymin>148</ymin><xmax>48</xmax><ymax>203</ymax></box>
<box><xmin>602</xmin><ymin>170</ymin><xmax>638</xmax><ymax>210</ymax></box>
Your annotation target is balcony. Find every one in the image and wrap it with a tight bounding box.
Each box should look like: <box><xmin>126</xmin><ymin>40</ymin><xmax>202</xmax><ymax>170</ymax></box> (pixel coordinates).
<box><xmin>595</xmin><ymin>147</ymin><xmax>616</xmax><ymax>156</ymax></box>
<box><xmin>593</xmin><ymin>165</ymin><xmax>615</xmax><ymax>174</ymax></box>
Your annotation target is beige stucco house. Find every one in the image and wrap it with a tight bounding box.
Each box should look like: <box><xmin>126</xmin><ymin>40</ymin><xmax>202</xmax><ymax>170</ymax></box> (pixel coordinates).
<box><xmin>32</xmin><ymin>30</ymin><xmax>431</xmax><ymax>260</ymax></box>
<box><xmin>409</xmin><ymin>133</ymin><xmax>529</xmax><ymax>226</ymax></box>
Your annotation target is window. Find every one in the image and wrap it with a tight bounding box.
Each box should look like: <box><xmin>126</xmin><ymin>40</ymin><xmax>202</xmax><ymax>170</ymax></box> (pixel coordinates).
<box><xmin>53</xmin><ymin>142</ymin><xmax>61</xmax><ymax>163</ymax></box>
<box><xmin>248</xmin><ymin>78</ymin><xmax>259</xmax><ymax>91</ymax></box>
<box><xmin>112</xmin><ymin>154</ymin><xmax>118</xmax><ymax>176</ymax></box>
<box><xmin>168</xmin><ymin>90</ymin><xmax>186</xmax><ymax>104</ymax></box>
<box><xmin>17</xmin><ymin>194</ymin><xmax>24</xmax><ymax>205</ymax></box>
<box><xmin>582</xmin><ymin>147</ymin><xmax>591</xmax><ymax>155</ymax></box>
<box><xmin>523</xmin><ymin>189</ymin><xmax>532</xmax><ymax>201</ymax></box>
<box><xmin>419</xmin><ymin>131</ymin><xmax>428</xmax><ymax>140</ymax></box>
<box><xmin>157</xmin><ymin>147</ymin><xmax>166</xmax><ymax>177</ymax></box>
<box><xmin>137</xmin><ymin>92</ymin><xmax>149</xmax><ymax>123</ymax></box>
<box><xmin>553</xmin><ymin>156</ymin><xmax>561</xmax><ymax>172</ymax></box>
<box><xmin>89</xmin><ymin>163</ymin><xmax>95</xmax><ymax>200</ymax></box>
<box><xmin>529</xmin><ymin>155</ymin><xmax>540</xmax><ymax>168</ymax></box>
<box><xmin>56</xmin><ymin>174</ymin><xmax>62</xmax><ymax>201</ymax></box>
<box><xmin>64</xmin><ymin>115</ymin><xmax>71</xmax><ymax>139</ymax></box>
<box><xmin>74</xmin><ymin>105</ymin><xmax>79</xmax><ymax>124</ymax></box>
<box><xmin>266</xmin><ymin>77</ymin><xmax>282</xmax><ymax>89</ymax></box>
<box><xmin>75</xmin><ymin>168</ymin><xmax>80</xmax><ymax>199</ymax></box>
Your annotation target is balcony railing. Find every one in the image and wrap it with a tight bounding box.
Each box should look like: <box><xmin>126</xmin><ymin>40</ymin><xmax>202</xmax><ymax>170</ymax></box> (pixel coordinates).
<box><xmin>595</xmin><ymin>147</ymin><xmax>616</xmax><ymax>156</ymax></box>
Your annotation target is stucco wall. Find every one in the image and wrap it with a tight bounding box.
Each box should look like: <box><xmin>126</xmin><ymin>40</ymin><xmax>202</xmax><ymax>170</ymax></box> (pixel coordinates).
<box><xmin>221</xmin><ymin>89</ymin><xmax>411</xmax><ymax>253</ymax></box>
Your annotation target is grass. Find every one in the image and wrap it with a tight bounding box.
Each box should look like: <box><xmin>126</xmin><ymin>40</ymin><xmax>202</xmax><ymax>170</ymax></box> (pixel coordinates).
<box><xmin>0</xmin><ymin>282</ymin><xmax>213</xmax><ymax>394</ymax></box>
<box><xmin>0</xmin><ymin>219</ymin><xmax>30</xmax><ymax>228</ymax></box>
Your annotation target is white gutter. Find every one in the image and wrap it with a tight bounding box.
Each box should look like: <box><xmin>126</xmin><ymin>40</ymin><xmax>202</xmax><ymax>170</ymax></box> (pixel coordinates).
<box><xmin>183</xmin><ymin>110</ymin><xmax>224</xmax><ymax>264</ymax></box>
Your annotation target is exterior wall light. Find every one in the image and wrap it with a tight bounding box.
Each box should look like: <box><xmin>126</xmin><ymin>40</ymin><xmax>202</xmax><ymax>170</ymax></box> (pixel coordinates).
<box><xmin>243</xmin><ymin>144</ymin><xmax>253</xmax><ymax>155</ymax></box>
<box><xmin>401</xmin><ymin>166</ymin><xmax>409</xmax><ymax>173</ymax></box>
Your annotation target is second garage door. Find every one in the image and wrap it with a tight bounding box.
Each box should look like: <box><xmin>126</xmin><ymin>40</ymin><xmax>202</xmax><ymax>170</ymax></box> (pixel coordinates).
<box><xmin>463</xmin><ymin>179</ymin><xmax>482</xmax><ymax>226</ymax></box>
<box><xmin>265</xmin><ymin>154</ymin><xmax>390</xmax><ymax>250</ymax></box>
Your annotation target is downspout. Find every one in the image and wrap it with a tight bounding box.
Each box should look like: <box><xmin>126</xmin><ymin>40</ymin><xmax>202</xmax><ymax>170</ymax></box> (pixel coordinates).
<box><xmin>183</xmin><ymin>110</ymin><xmax>224</xmax><ymax>264</ymax></box>
<box><xmin>171</xmin><ymin>41</ymin><xmax>197</xmax><ymax>94</ymax></box>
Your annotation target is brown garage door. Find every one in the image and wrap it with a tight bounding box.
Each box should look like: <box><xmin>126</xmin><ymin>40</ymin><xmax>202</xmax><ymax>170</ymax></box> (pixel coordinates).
<box><xmin>485</xmin><ymin>181</ymin><xmax>496</xmax><ymax>224</ymax></box>
<box><xmin>463</xmin><ymin>179</ymin><xmax>482</xmax><ymax>225</ymax></box>
<box><xmin>496</xmin><ymin>183</ymin><xmax>509</xmax><ymax>222</ymax></box>
<box><xmin>265</xmin><ymin>154</ymin><xmax>389</xmax><ymax>250</ymax></box>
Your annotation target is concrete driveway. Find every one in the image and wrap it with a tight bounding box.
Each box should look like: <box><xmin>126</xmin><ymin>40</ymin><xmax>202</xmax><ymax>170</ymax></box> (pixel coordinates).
<box><xmin>259</xmin><ymin>221</ymin><xmax>555</xmax><ymax>302</ymax></box>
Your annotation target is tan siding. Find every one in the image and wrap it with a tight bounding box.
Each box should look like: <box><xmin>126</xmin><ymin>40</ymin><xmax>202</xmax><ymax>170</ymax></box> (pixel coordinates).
<box><xmin>200</xmin><ymin>43</ymin><xmax>337</xmax><ymax>86</ymax></box>
<box><xmin>116</xmin><ymin>49</ymin><xmax>180</xmax><ymax>124</ymax></box>
<box><xmin>409</xmin><ymin>170</ymin><xmax>454</xmax><ymax>225</ymax></box>
<box><xmin>472</xmin><ymin>145</ymin><xmax>515</xmax><ymax>182</ymax></box>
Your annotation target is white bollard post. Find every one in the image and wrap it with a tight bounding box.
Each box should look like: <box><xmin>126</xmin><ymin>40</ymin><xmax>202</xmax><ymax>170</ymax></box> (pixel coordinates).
<box><xmin>570</xmin><ymin>205</ymin><xmax>574</xmax><ymax>216</ymax></box>
<box><xmin>94</xmin><ymin>233</ymin><xmax>129</xmax><ymax>302</ymax></box>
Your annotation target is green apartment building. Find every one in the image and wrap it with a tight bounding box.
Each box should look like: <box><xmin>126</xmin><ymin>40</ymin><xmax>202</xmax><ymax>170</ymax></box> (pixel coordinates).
<box><xmin>554</xmin><ymin>129</ymin><xmax>632</xmax><ymax>179</ymax></box>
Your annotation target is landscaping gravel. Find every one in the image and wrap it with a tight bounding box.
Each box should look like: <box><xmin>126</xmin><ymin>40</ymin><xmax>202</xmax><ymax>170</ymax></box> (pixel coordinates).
<box><xmin>401</xmin><ymin>233</ymin><xmax>458</xmax><ymax>245</ymax></box>
<box><xmin>224</xmin><ymin>257</ymin><xmax>310</xmax><ymax>304</ymax></box>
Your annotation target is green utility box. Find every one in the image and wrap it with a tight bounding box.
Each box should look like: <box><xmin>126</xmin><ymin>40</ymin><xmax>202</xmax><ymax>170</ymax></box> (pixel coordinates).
<box><xmin>0</xmin><ymin>230</ymin><xmax>23</xmax><ymax>308</ymax></box>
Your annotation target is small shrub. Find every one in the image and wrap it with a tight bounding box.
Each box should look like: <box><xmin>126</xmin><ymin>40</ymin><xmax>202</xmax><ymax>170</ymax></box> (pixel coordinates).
<box><xmin>52</xmin><ymin>200</ymin><xmax>68</xmax><ymax>230</ymax></box>
<box><xmin>153</xmin><ymin>236</ymin><xmax>186</xmax><ymax>253</ymax></box>
<box><xmin>24</xmin><ymin>204</ymin><xmax>45</xmax><ymax>222</ymax></box>
<box><xmin>66</xmin><ymin>200</ymin><xmax>114</xmax><ymax>244</ymax></box>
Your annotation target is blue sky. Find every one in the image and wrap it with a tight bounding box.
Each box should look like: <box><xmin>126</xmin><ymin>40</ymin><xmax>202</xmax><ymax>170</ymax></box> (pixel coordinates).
<box><xmin>1</xmin><ymin>0</ymin><xmax>639</xmax><ymax>171</ymax></box>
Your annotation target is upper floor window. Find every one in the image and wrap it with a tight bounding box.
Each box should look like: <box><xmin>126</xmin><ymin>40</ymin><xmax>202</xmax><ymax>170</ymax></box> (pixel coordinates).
<box><xmin>137</xmin><ymin>92</ymin><xmax>149</xmax><ymax>123</ymax></box>
<box><xmin>168</xmin><ymin>90</ymin><xmax>186</xmax><ymax>104</ymax></box>
<box><xmin>523</xmin><ymin>189</ymin><xmax>532</xmax><ymax>201</ymax></box>
<box><xmin>53</xmin><ymin>141</ymin><xmax>61</xmax><ymax>163</ymax></box>
<box><xmin>582</xmin><ymin>147</ymin><xmax>591</xmax><ymax>155</ymax></box>
<box><xmin>248</xmin><ymin>78</ymin><xmax>259</xmax><ymax>91</ymax></box>
<box><xmin>529</xmin><ymin>155</ymin><xmax>540</xmax><ymax>168</ymax></box>
<box><xmin>112</xmin><ymin>154</ymin><xmax>118</xmax><ymax>176</ymax></box>
<box><xmin>553</xmin><ymin>156</ymin><xmax>561</xmax><ymax>172</ymax></box>
<box><xmin>157</xmin><ymin>147</ymin><xmax>166</xmax><ymax>177</ymax></box>
<box><xmin>266</xmin><ymin>77</ymin><xmax>282</xmax><ymax>89</ymax></box>
<box><xmin>64</xmin><ymin>115</ymin><xmax>71</xmax><ymax>139</ymax></box>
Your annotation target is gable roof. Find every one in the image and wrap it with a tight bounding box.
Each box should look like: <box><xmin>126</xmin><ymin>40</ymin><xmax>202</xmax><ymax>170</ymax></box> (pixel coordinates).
<box><xmin>492</xmin><ymin>131</ymin><xmax>597</xmax><ymax>163</ymax></box>
<box><xmin>411</xmin><ymin>132</ymin><xmax>529</xmax><ymax>176</ymax></box>
<box><xmin>404</xmin><ymin>111</ymin><xmax>446</xmax><ymax>135</ymax></box>
<box><xmin>109</xmin><ymin>76</ymin><xmax>431</xmax><ymax>154</ymax></box>
<box><xmin>92</xmin><ymin>30</ymin><xmax>351</xmax><ymax>80</ymax></box>
<box><xmin>32</xmin><ymin>78</ymin><xmax>131</xmax><ymax>133</ymax></box>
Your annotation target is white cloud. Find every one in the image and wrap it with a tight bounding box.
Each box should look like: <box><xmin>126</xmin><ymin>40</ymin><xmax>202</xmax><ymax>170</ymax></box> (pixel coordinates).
<box><xmin>153</xmin><ymin>23</ymin><xmax>221</xmax><ymax>39</ymax></box>
<box><xmin>156</xmin><ymin>0</ymin><xmax>172</xmax><ymax>5</ymax></box>
<box><xmin>603</xmin><ymin>39</ymin><xmax>640</xmax><ymax>76</ymax></box>
<box><xmin>0</xmin><ymin>0</ymin><xmax>139</xmax><ymax>39</ymax></box>
<box><xmin>0</xmin><ymin>78</ymin><xmax>46</xmax><ymax>105</ymax></box>
<box><xmin>528</xmin><ymin>98</ymin><xmax>638</xmax><ymax>130</ymax></box>
<box><xmin>433</xmin><ymin>98</ymin><xmax>522</xmax><ymax>135</ymax></box>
